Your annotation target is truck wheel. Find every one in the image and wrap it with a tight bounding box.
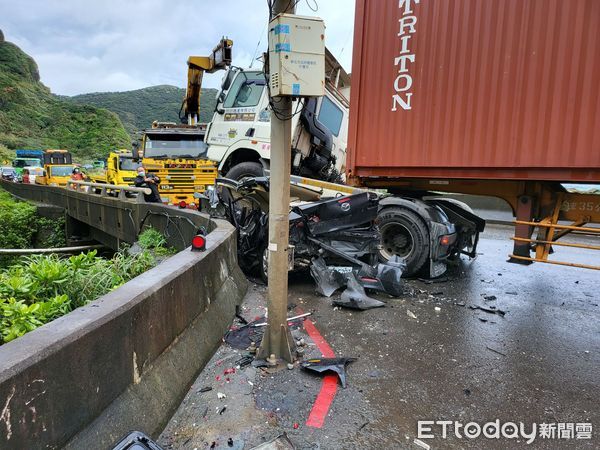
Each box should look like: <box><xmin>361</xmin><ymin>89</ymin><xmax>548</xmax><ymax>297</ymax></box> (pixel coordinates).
<box><xmin>378</xmin><ymin>207</ymin><xmax>430</xmax><ymax>277</ymax></box>
<box><xmin>225</xmin><ymin>162</ymin><xmax>264</xmax><ymax>181</ymax></box>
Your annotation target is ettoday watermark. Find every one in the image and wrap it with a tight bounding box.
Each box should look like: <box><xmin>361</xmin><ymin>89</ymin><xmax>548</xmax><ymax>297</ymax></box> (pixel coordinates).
<box><xmin>418</xmin><ymin>420</ymin><xmax>593</xmax><ymax>444</ymax></box>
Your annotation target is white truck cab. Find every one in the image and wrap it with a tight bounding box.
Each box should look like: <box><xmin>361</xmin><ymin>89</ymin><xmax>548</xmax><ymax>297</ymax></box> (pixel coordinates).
<box><xmin>205</xmin><ymin>49</ymin><xmax>351</xmax><ymax>182</ymax></box>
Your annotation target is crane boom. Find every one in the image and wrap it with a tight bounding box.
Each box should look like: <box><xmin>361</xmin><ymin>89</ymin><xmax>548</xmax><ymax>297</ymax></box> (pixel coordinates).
<box><xmin>181</xmin><ymin>37</ymin><xmax>233</xmax><ymax>125</ymax></box>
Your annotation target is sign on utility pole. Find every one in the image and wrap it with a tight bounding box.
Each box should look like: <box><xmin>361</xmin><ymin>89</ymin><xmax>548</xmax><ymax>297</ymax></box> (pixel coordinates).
<box><xmin>258</xmin><ymin>1</ymin><xmax>325</xmax><ymax>364</ymax></box>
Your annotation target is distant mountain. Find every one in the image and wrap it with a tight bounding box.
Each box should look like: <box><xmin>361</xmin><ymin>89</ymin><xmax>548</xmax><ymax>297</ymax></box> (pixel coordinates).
<box><xmin>0</xmin><ymin>31</ymin><xmax>130</xmax><ymax>161</ymax></box>
<box><xmin>64</xmin><ymin>85</ymin><xmax>219</xmax><ymax>138</ymax></box>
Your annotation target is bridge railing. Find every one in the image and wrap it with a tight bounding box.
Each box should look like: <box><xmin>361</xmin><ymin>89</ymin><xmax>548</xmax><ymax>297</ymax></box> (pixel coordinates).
<box><xmin>67</xmin><ymin>180</ymin><xmax>151</xmax><ymax>202</ymax></box>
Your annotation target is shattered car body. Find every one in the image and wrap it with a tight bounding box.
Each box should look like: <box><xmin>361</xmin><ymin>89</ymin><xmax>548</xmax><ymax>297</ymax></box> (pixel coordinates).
<box><xmin>203</xmin><ymin>177</ymin><xmax>404</xmax><ymax>296</ymax></box>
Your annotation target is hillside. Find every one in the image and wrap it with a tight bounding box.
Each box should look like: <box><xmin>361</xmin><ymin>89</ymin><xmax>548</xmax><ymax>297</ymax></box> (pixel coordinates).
<box><xmin>0</xmin><ymin>31</ymin><xmax>130</xmax><ymax>161</ymax></box>
<box><xmin>64</xmin><ymin>85</ymin><xmax>219</xmax><ymax>137</ymax></box>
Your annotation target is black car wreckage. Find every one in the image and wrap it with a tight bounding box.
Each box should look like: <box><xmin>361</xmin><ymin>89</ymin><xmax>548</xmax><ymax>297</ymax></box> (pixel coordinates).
<box><xmin>201</xmin><ymin>177</ymin><xmax>405</xmax><ymax>299</ymax></box>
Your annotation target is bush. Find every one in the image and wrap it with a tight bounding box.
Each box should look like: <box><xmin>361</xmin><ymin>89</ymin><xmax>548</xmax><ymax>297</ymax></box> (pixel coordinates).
<box><xmin>0</xmin><ymin>249</ymin><xmax>157</xmax><ymax>343</ymax></box>
<box><xmin>138</xmin><ymin>227</ymin><xmax>177</xmax><ymax>256</ymax></box>
<box><xmin>0</xmin><ymin>188</ymin><xmax>38</xmax><ymax>249</ymax></box>
<box><xmin>0</xmin><ymin>188</ymin><xmax>67</xmax><ymax>267</ymax></box>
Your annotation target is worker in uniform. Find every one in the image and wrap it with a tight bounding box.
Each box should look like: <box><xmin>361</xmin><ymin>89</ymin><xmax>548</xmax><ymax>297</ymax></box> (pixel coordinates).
<box><xmin>134</xmin><ymin>166</ymin><xmax>162</xmax><ymax>203</ymax></box>
<box><xmin>71</xmin><ymin>167</ymin><xmax>85</xmax><ymax>181</ymax></box>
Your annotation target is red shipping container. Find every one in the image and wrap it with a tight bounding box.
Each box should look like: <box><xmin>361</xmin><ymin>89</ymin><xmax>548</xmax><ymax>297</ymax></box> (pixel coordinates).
<box><xmin>347</xmin><ymin>0</ymin><xmax>600</xmax><ymax>183</ymax></box>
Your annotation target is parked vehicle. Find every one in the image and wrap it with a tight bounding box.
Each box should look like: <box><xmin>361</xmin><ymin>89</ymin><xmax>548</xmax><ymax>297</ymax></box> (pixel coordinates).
<box><xmin>1</xmin><ymin>166</ymin><xmax>18</xmax><ymax>182</ymax></box>
<box><xmin>22</xmin><ymin>167</ymin><xmax>44</xmax><ymax>184</ymax></box>
<box><xmin>89</xmin><ymin>150</ymin><xmax>141</xmax><ymax>186</ymax></box>
<box><xmin>35</xmin><ymin>165</ymin><xmax>76</xmax><ymax>187</ymax></box>
<box><xmin>135</xmin><ymin>38</ymin><xmax>231</xmax><ymax>207</ymax></box>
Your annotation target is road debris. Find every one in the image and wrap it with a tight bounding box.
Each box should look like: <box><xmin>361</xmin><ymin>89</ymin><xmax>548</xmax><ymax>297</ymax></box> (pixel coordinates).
<box><xmin>235</xmin><ymin>355</ymin><xmax>254</xmax><ymax>369</ymax></box>
<box><xmin>252</xmin><ymin>312</ymin><xmax>312</xmax><ymax>327</ymax></box>
<box><xmin>224</xmin><ymin>320</ymin><xmax>265</xmax><ymax>350</ymax></box>
<box><xmin>112</xmin><ymin>431</ymin><xmax>164</xmax><ymax>450</ymax></box>
<box><xmin>469</xmin><ymin>305</ymin><xmax>506</xmax><ymax>316</ymax></box>
<box><xmin>199</xmin><ymin>386</ymin><xmax>212</xmax><ymax>393</ymax></box>
<box><xmin>311</xmin><ymin>257</ymin><xmax>345</xmax><ymax>296</ymax></box>
<box><xmin>249</xmin><ymin>433</ymin><xmax>295</xmax><ymax>450</ymax></box>
<box><xmin>300</xmin><ymin>357</ymin><xmax>357</xmax><ymax>388</ymax></box>
<box><xmin>434</xmin><ymin>306</ymin><xmax>441</xmax><ymax>312</ymax></box>
<box><xmin>486</xmin><ymin>346</ymin><xmax>507</xmax><ymax>357</ymax></box>
<box><xmin>407</xmin><ymin>310</ymin><xmax>417</xmax><ymax>319</ymax></box>
<box><xmin>483</xmin><ymin>295</ymin><xmax>497</xmax><ymax>301</ymax></box>
<box><xmin>413</xmin><ymin>438</ymin><xmax>431</xmax><ymax>450</ymax></box>
<box><xmin>333</xmin><ymin>275</ymin><xmax>386</xmax><ymax>310</ymax></box>
<box><xmin>217</xmin><ymin>392</ymin><xmax>226</xmax><ymax>399</ymax></box>
<box><xmin>218</xmin><ymin>406</ymin><xmax>227</xmax><ymax>415</ymax></box>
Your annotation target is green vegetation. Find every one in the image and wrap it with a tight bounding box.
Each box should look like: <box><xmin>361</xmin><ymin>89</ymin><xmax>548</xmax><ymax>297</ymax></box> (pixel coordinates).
<box><xmin>0</xmin><ymin>143</ymin><xmax>15</xmax><ymax>164</ymax></box>
<box><xmin>0</xmin><ymin>35</ymin><xmax>130</xmax><ymax>161</ymax></box>
<box><xmin>0</xmin><ymin>250</ymin><xmax>156</xmax><ymax>343</ymax></box>
<box><xmin>0</xmin><ymin>188</ymin><xmax>67</xmax><ymax>268</ymax></box>
<box><xmin>138</xmin><ymin>226</ymin><xmax>177</xmax><ymax>256</ymax></box>
<box><xmin>0</xmin><ymin>200</ymin><xmax>175</xmax><ymax>344</ymax></box>
<box><xmin>63</xmin><ymin>85</ymin><xmax>218</xmax><ymax>138</ymax></box>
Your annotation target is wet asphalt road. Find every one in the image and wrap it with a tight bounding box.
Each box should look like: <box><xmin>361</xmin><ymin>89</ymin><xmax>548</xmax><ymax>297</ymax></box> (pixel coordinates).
<box><xmin>160</xmin><ymin>224</ymin><xmax>599</xmax><ymax>449</ymax></box>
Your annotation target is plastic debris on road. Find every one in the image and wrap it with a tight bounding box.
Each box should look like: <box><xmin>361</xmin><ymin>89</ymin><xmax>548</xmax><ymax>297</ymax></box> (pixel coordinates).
<box><xmin>300</xmin><ymin>357</ymin><xmax>357</xmax><ymax>388</ymax></box>
<box><xmin>333</xmin><ymin>274</ymin><xmax>386</xmax><ymax>310</ymax></box>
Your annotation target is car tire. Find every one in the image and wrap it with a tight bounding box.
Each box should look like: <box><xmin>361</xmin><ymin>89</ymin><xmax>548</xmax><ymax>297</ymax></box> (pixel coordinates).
<box><xmin>378</xmin><ymin>207</ymin><xmax>430</xmax><ymax>277</ymax></box>
<box><xmin>225</xmin><ymin>161</ymin><xmax>264</xmax><ymax>181</ymax></box>
<box><xmin>258</xmin><ymin>244</ymin><xmax>269</xmax><ymax>283</ymax></box>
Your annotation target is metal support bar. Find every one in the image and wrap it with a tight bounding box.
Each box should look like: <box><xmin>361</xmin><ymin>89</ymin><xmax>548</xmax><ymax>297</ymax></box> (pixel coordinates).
<box><xmin>512</xmin><ymin>237</ymin><xmax>600</xmax><ymax>251</ymax></box>
<box><xmin>510</xmin><ymin>195</ymin><xmax>535</xmax><ymax>264</ymax></box>
<box><xmin>514</xmin><ymin>220</ymin><xmax>599</xmax><ymax>233</ymax></box>
<box><xmin>509</xmin><ymin>254</ymin><xmax>600</xmax><ymax>271</ymax></box>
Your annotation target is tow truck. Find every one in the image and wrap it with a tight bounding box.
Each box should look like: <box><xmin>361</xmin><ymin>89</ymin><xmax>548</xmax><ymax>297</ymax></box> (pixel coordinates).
<box><xmin>136</xmin><ymin>38</ymin><xmax>232</xmax><ymax>207</ymax></box>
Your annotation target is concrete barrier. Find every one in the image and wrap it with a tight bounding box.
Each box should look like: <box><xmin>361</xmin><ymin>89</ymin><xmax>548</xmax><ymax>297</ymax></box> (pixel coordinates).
<box><xmin>0</xmin><ymin>218</ymin><xmax>247</xmax><ymax>450</ymax></box>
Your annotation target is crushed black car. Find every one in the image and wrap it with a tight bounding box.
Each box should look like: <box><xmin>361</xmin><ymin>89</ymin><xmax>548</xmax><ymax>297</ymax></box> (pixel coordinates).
<box><xmin>200</xmin><ymin>177</ymin><xmax>405</xmax><ymax>297</ymax></box>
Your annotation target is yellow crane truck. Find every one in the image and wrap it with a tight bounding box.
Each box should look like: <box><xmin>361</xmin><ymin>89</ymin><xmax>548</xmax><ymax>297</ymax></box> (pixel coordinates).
<box><xmin>136</xmin><ymin>38</ymin><xmax>232</xmax><ymax>207</ymax></box>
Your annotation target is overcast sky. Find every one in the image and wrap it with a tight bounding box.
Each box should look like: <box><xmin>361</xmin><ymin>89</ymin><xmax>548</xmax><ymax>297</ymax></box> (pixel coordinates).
<box><xmin>0</xmin><ymin>0</ymin><xmax>355</xmax><ymax>96</ymax></box>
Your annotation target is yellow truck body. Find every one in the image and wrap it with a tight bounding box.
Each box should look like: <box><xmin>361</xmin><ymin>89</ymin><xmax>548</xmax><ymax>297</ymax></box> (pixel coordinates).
<box><xmin>35</xmin><ymin>164</ymin><xmax>75</xmax><ymax>187</ymax></box>
<box><xmin>140</xmin><ymin>124</ymin><xmax>218</xmax><ymax>206</ymax></box>
<box><xmin>90</xmin><ymin>151</ymin><xmax>140</xmax><ymax>186</ymax></box>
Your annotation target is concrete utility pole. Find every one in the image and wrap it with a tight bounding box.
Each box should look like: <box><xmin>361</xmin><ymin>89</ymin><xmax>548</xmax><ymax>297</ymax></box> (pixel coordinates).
<box><xmin>257</xmin><ymin>0</ymin><xmax>297</xmax><ymax>363</ymax></box>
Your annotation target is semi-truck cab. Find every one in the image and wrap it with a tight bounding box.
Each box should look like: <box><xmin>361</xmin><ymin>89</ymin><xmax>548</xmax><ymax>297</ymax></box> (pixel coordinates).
<box><xmin>13</xmin><ymin>149</ymin><xmax>44</xmax><ymax>177</ymax></box>
<box><xmin>35</xmin><ymin>149</ymin><xmax>75</xmax><ymax>187</ymax></box>
<box><xmin>205</xmin><ymin>48</ymin><xmax>350</xmax><ymax>183</ymax></box>
<box><xmin>139</xmin><ymin>123</ymin><xmax>218</xmax><ymax>206</ymax></box>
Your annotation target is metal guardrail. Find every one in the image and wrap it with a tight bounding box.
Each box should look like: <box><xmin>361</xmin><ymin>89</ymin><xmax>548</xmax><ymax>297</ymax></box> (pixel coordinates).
<box><xmin>67</xmin><ymin>180</ymin><xmax>151</xmax><ymax>202</ymax></box>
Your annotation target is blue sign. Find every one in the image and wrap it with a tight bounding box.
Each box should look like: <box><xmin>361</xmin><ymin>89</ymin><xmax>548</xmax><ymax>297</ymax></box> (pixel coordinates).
<box><xmin>275</xmin><ymin>43</ymin><xmax>291</xmax><ymax>52</ymax></box>
<box><xmin>274</xmin><ymin>24</ymin><xmax>290</xmax><ymax>35</ymax></box>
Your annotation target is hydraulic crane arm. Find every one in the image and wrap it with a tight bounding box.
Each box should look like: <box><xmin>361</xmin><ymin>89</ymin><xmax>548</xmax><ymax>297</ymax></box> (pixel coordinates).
<box><xmin>181</xmin><ymin>37</ymin><xmax>233</xmax><ymax>125</ymax></box>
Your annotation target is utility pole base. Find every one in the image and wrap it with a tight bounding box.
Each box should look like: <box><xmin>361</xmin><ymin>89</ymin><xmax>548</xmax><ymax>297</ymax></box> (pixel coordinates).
<box><xmin>256</xmin><ymin>324</ymin><xmax>296</xmax><ymax>364</ymax></box>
